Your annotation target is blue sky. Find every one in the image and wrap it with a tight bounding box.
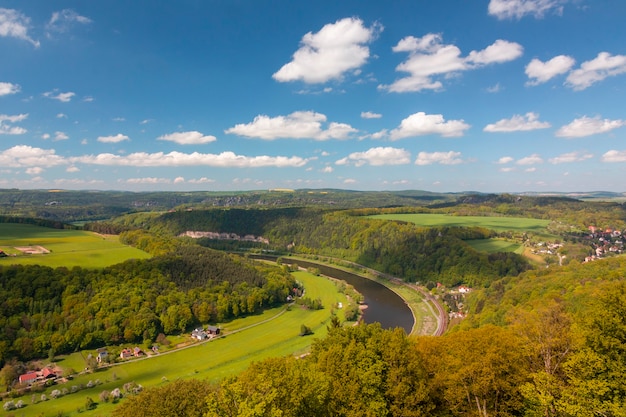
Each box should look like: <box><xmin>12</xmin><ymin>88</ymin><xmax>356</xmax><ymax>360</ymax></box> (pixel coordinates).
<box><xmin>1</xmin><ymin>0</ymin><xmax>625</xmax><ymax>193</ymax></box>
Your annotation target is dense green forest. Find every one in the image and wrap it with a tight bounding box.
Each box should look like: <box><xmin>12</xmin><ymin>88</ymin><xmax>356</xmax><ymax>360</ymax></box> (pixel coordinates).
<box><xmin>105</xmin><ymin>208</ymin><xmax>529</xmax><ymax>287</ymax></box>
<box><xmin>112</xmin><ymin>257</ymin><xmax>626</xmax><ymax>417</ymax></box>
<box><xmin>2</xmin><ymin>189</ymin><xmax>626</xmax><ymax>415</ymax></box>
<box><xmin>0</xmin><ymin>245</ymin><xmax>294</xmax><ymax>365</ymax></box>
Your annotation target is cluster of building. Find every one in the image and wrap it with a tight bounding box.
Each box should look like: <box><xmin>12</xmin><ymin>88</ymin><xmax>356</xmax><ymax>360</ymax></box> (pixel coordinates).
<box><xmin>191</xmin><ymin>326</ymin><xmax>221</xmax><ymax>341</ymax></box>
<box><xmin>18</xmin><ymin>367</ymin><xmax>57</xmax><ymax>386</ymax></box>
<box><xmin>584</xmin><ymin>226</ymin><xmax>625</xmax><ymax>262</ymax></box>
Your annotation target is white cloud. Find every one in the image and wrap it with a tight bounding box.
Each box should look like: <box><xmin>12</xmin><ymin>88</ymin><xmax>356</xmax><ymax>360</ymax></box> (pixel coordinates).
<box><xmin>343</xmin><ymin>178</ymin><xmax>357</xmax><ymax>184</ymax></box>
<box><xmin>97</xmin><ymin>133</ymin><xmax>130</xmax><ymax>143</ymax></box>
<box><xmin>83</xmin><ymin>96</ymin><xmax>94</xmax><ymax>102</ymax></box>
<box><xmin>525</xmin><ymin>55</ymin><xmax>575</xmax><ymax>85</ymax></box>
<box><xmin>500</xmin><ymin>167</ymin><xmax>516</xmax><ymax>172</ymax></box>
<box><xmin>273</xmin><ymin>17</ymin><xmax>382</xmax><ymax>84</ymax></box>
<box><xmin>415</xmin><ymin>151</ymin><xmax>463</xmax><ymax>166</ymax></box>
<box><xmin>46</xmin><ymin>9</ymin><xmax>92</xmax><ymax>34</ymax></box>
<box><xmin>484</xmin><ymin>112</ymin><xmax>551</xmax><ymax>132</ymax></box>
<box><xmin>380</xmin><ymin>34</ymin><xmax>522</xmax><ymax>93</ymax></box>
<box><xmin>487</xmin><ymin>83</ymin><xmax>502</xmax><ymax>93</ymax></box>
<box><xmin>54</xmin><ymin>131</ymin><xmax>69</xmax><ymax>141</ymax></box>
<box><xmin>0</xmin><ymin>8</ymin><xmax>39</xmax><ymax>47</ymax></box>
<box><xmin>389</xmin><ymin>112</ymin><xmax>470</xmax><ymax>139</ymax></box>
<box><xmin>26</xmin><ymin>167</ymin><xmax>44</xmax><ymax>175</ymax></box>
<box><xmin>0</xmin><ymin>113</ymin><xmax>28</xmax><ymax>135</ymax></box>
<box><xmin>42</xmin><ymin>133</ymin><xmax>51</xmax><ymax>140</ymax></box>
<box><xmin>71</xmin><ymin>151</ymin><xmax>309</xmax><ymax>168</ymax></box>
<box><xmin>0</xmin><ymin>82</ymin><xmax>20</xmax><ymax>96</ymax></box>
<box><xmin>335</xmin><ymin>147</ymin><xmax>411</xmax><ymax>167</ymax></box>
<box><xmin>488</xmin><ymin>0</ymin><xmax>567</xmax><ymax>20</ymax></box>
<box><xmin>556</xmin><ymin>116</ymin><xmax>625</xmax><ymax>138</ymax></box>
<box><xmin>602</xmin><ymin>150</ymin><xmax>626</xmax><ymax>163</ymax></box>
<box><xmin>56</xmin><ymin>113</ymin><xmax>68</xmax><ymax>119</ymax></box>
<box><xmin>112</xmin><ymin>117</ymin><xmax>125</xmax><ymax>122</ymax></box>
<box><xmin>516</xmin><ymin>154</ymin><xmax>543</xmax><ymax>165</ymax></box>
<box><xmin>565</xmin><ymin>52</ymin><xmax>626</xmax><ymax>90</ymax></box>
<box><xmin>549</xmin><ymin>151</ymin><xmax>593</xmax><ymax>164</ymax></box>
<box><xmin>66</xmin><ymin>166</ymin><xmax>79</xmax><ymax>173</ymax></box>
<box><xmin>225</xmin><ymin>111</ymin><xmax>357</xmax><ymax>140</ymax></box>
<box><xmin>125</xmin><ymin>177</ymin><xmax>173</xmax><ymax>185</ymax></box>
<box><xmin>188</xmin><ymin>177</ymin><xmax>215</xmax><ymax>184</ymax></box>
<box><xmin>43</xmin><ymin>90</ymin><xmax>76</xmax><ymax>102</ymax></box>
<box><xmin>361</xmin><ymin>111</ymin><xmax>382</xmax><ymax>119</ymax></box>
<box><xmin>0</xmin><ymin>146</ymin><xmax>66</xmax><ymax>168</ymax></box>
<box><xmin>158</xmin><ymin>131</ymin><xmax>217</xmax><ymax>145</ymax></box>
<box><xmin>497</xmin><ymin>156</ymin><xmax>514</xmax><ymax>164</ymax></box>
<box><xmin>321</xmin><ymin>166</ymin><xmax>333</xmax><ymax>173</ymax></box>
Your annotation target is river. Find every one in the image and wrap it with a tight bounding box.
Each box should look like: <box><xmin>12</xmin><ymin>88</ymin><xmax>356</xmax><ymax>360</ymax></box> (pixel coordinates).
<box><xmin>252</xmin><ymin>256</ymin><xmax>415</xmax><ymax>334</ymax></box>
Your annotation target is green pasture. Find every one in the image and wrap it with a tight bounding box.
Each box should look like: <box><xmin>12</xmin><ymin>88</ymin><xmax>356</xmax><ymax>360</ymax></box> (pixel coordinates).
<box><xmin>465</xmin><ymin>238</ymin><xmax>524</xmax><ymax>254</ymax></box>
<box><xmin>0</xmin><ymin>223</ymin><xmax>150</xmax><ymax>268</ymax></box>
<box><xmin>369</xmin><ymin>213</ymin><xmax>551</xmax><ymax>234</ymax></box>
<box><xmin>3</xmin><ymin>271</ymin><xmax>347</xmax><ymax>416</ymax></box>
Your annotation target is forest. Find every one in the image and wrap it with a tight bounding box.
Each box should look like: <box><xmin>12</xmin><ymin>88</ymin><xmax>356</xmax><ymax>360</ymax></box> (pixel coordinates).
<box><xmin>0</xmin><ymin>244</ymin><xmax>295</xmax><ymax>364</ymax></box>
<box><xmin>1</xmin><ymin>189</ymin><xmax>626</xmax><ymax>416</ymax></box>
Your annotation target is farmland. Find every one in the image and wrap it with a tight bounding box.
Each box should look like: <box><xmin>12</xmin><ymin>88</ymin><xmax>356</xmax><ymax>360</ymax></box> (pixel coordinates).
<box><xmin>2</xmin><ymin>270</ymin><xmax>349</xmax><ymax>416</ymax></box>
<box><xmin>0</xmin><ymin>224</ymin><xmax>150</xmax><ymax>268</ymax></box>
<box><xmin>368</xmin><ymin>213</ymin><xmax>552</xmax><ymax>234</ymax></box>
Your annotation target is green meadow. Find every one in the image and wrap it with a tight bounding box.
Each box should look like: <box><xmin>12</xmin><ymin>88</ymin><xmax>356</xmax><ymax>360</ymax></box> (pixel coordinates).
<box><xmin>3</xmin><ymin>271</ymin><xmax>349</xmax><ymax>416</ymax></box>
<box><xmin>464</xmin><ymin>238</ymin><xmax>524</xmax><ymax>254</ymax></box>
<box><xmin>0</xmin><ymin>223</ymin><xmax>150</xmax><ymax>268</ymax></box>
<box><xmin>368</xmin><ymin>213</ymin><xmax>551</xmax><ymax>233</ymax></box>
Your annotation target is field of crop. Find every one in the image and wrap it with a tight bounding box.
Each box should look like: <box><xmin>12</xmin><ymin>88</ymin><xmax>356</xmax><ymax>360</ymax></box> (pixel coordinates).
<box><xmin>3</xmin><ymin>271</ymin><xmax>347</xmax><ymax>416</ymax></box>
<box><xmin>464</xmin><ymin>238</ymin><xmax>524</xmax><ymax>254</ymax></box>
<box><xmin>0</xmin><ymin>223</ymin><xmax>150</xmax><ymax>268</ymax></box>
<box><xmin>369</xmin><ymin>213</ymin><xmax>551</xmax><ymax>233</ymax></box>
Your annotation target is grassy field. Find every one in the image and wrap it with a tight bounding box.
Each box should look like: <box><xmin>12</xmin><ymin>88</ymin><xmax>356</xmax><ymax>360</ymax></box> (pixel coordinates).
<box><xmin>464</xmin><ymin>238</ymin><xmax>524</xmax><ymax>254</ymax></box>
<box><xmin>0</xmin><ymin>223</ymin><xmax>150</xmax><ymax>268</ymax></box>
<box><xmin>369</xmin><ymin>213</ymin><xmax>551</xmax><ymax>234</ymax></box>
<box><xmin>3</xmin><ymin>271</ymin><xmax>348</xmax><ymax>416</ymax></box>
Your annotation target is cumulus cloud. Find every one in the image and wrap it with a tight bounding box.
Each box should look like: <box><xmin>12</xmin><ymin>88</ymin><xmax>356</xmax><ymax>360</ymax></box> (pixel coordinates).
<box><xmin>525</xmin><ymin>55</ymin><xmax>575</xmax><ymax>85</ymax></box>
<box><xmin>26</xmin><ymin>167</ymin><xmax>44</xmax><ymax>175</ymax></box>
<box><xmin>488</xmin><ymin>0</ymin><xmax>567</xmax><ymax>20</ymax></box>
<box><xmin>415</xmin><ymin>151</ymin><xmax>463</xmax><ymax>166</ymax></box>
<box><xmin>361</xmin><ymin>111</ymin><xmax>382</xmax><ymax>119</ymax></box>
<box><xmin>565</xmin><ymin>52</ymin><xmax>626</xmax><ymax>90</ymax></box>
<box><xmin>125</xmin><ymin>177</ymin><xmax>173</xmax><ymax>185</ymax></box>
<box><xmin>53</xmin><ymin>131</ymin><xmax>69</xmax><ymax>141</ymax></box>
<box><xmin>556</xmin><ymin>116</ymin><xmax>625</xmax><ymax>138</ymax></box>
<box><xmin>97</xmin><ymin>134</ymin><xmax>130</xmax><ymax>143</ymax></box>
<box><xmin>335</xmin><ymin>147</ymin><xmax>411</xmax><ymax>167</ymax></box>
<box><xmin>484</xmin><ymin>112</ymin><xmax>551</xmax><ymax>132</ymax></box>
<box><xmin>0</xmin><ymin>8</ymin><xmax>39</xmax><ymax>47</ymax></box>
<box><xmin>516</xmin><ymin>154</ymin><xmax>543</xmax><ymax>165</ymax></box>
<box><xmin>602</xmin><ymin>150</ymin><xmax>626</xmax><ymax>163</ymax></box>
<box><xmin>497</xmin><ymin>156</ymin><xmax>514</xmax><ymax>164</ymax></box>
<box><xmin>187</xmin><ymin>177</ymin><xmax>215</xmax><ymax>184</ymax></box>
<box><xmin>389</xmin><ymin>112</ymin><xmax>470</xmax><ymax>139</ymax></box>
<box><xmin>0</xmin><ymin>145</ymin><xmax>66</xmax><ymax>168</ymax></box>
<box><xmin>71</xmin><ymin>151</ymin><xmax>308</xmax><ymax>168</ymax></box>
<box><xmin>0</xmin><ymin>113</ymin><xmax>28</xmax><ymax>135</ymax></box>
<box><xmin>158</xmin><ymin>131</ymin><xmax>217</xmax><ymax>145</ymax></box>
<box><xmin>225</xmin><ymin>111</ymin><xmax>357</xmax><ymax>140</ymax></box>
<box><xmin>0</xmin><ymin>82</ymin><xmax>20</xmax><ymax>96</ymax></box>
<box><xmin>46</xmin><ymin>9</ymin><xmax>92</xmax><ymax>34</ymax></box>
<box><xmin>380</xmin><ymin>33</ymin><xmax>522</xmax><ymax>93</ymax></box>
<box><xmin>273</xmin><ymin>17</ymin><xmax>382</xmax><ymax>84</ymax></box>
<box><xmin>43</xmin><ymin>90</ymin><xmax>76</xmax><ymax>102</ymax></box>
<box><xmin>548</xmin><ymin>151</ymin><xmax>593</xmax><ymax>164</ymax></box>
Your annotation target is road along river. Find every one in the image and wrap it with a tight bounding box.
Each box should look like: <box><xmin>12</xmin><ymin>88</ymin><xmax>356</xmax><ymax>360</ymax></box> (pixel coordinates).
<box><xmin>252</xmin><ymin>256</ymin><xmax>415</xmax><ymax>334</ymax></box>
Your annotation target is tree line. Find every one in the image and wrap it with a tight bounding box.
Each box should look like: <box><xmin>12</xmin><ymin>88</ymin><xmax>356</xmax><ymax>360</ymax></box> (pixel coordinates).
<box><xmin>0</xmin><ymin>245</ymin><xmax>295</xmax><ymax>367</ymax></box>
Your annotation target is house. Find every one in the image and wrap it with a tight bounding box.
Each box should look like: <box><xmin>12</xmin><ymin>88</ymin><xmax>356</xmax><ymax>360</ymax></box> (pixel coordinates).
<box><xmin>120</xmin><ymin>348</ymin><xmax>133</xmax><ymax>359</ymax></box>
<box><xmin>458</xmin><ymin>286</ymin><xmax>472</xmax><ymax>294</ymax></box>
<box><xmin>0</xmin><ymin>250</ymin><xmax>7</xmax><ymax>257</ymax></box>
<box><xmin>41</xmin><ymin>367</ymin><xmax>56</xmax><ymax>379</ymax></box>
<box><xmin>191</xmin><ymin>328</ymin><xmax>208</xmax><ymax>340</ymax></box>
<box><xmin>96</xmin><ymin>347</ymin><xmax>108</xmax><ymax>363</ymax></box>
<box><xmin>133</xmin><ymin>347</ymin><xmax>144</xmax><ymax>357</ymax></box>
<box><xmin>19</xmin><ymin>371</ymin><xmax>39</xmax><ymax>385</ymax></box>
<box><xmin>207</xmin><ymin>325</ymin><xmax>220</xmax><ymax>336</ymax></box>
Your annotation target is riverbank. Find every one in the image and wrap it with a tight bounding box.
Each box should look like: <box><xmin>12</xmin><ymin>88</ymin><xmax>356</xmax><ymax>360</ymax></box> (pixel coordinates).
<box><xmin>274</xmin><ymin>255</ymin><xmax>446</xmax><ymax>336</ymax></box>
